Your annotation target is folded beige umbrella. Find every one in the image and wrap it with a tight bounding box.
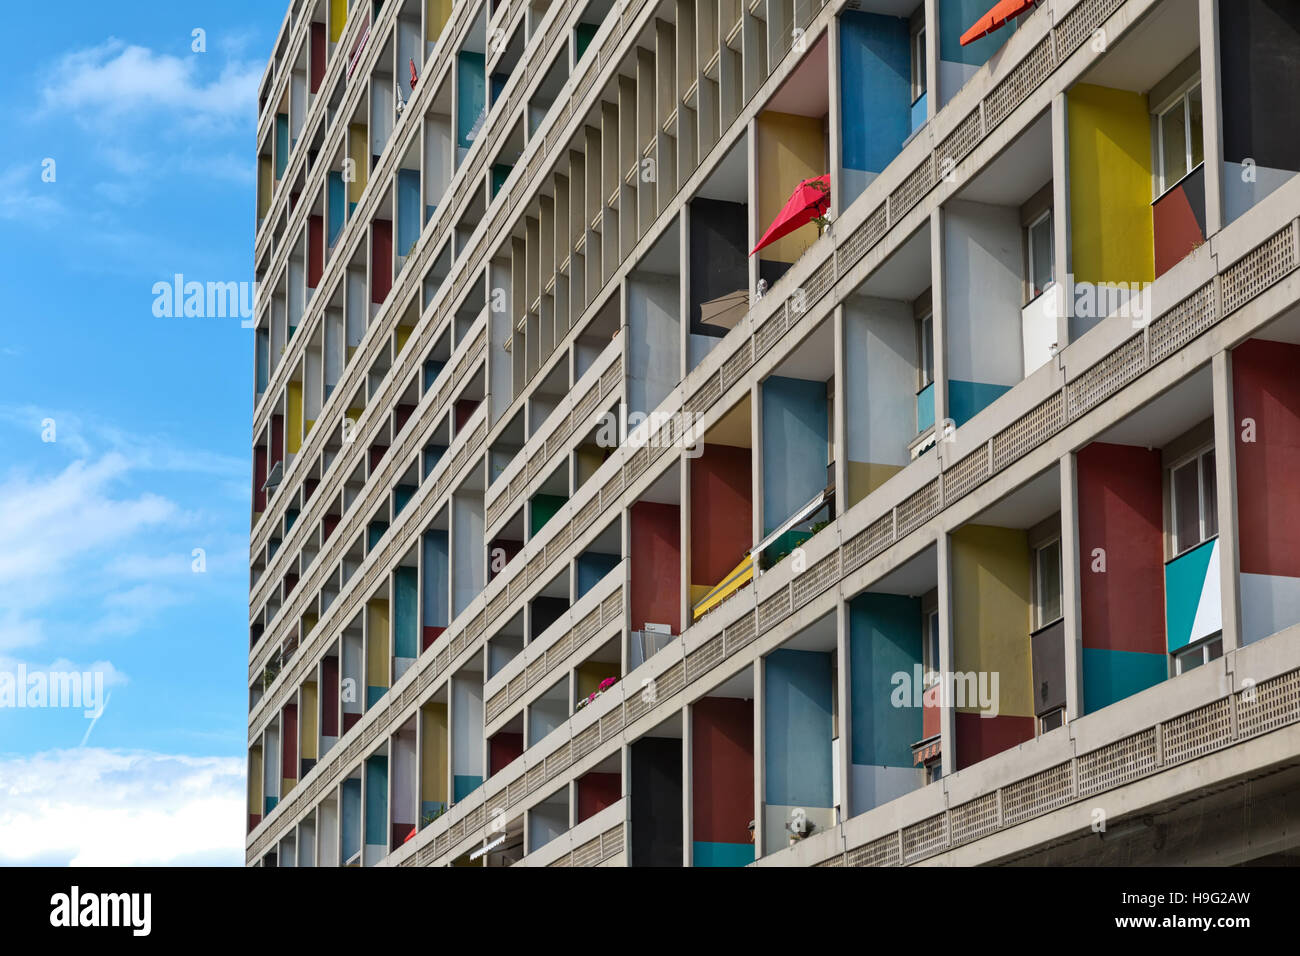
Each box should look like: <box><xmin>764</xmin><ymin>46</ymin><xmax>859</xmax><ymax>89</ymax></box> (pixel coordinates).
<box><xmin>698</xmin><ymin>288</ymin><xmax>750</xmax><ymax>330</ymax></box>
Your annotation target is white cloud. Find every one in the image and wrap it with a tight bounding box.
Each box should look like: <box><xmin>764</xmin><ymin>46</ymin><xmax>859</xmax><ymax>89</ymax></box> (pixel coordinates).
<box><xmin>43</xmin><ymin>39</ymin><xmax>260</xmax><ymax>126</ymax></box>
<box><xmin>0</xmin><ymin>749</ymin><xmax>244</xmax><ymax>866</ymax></box>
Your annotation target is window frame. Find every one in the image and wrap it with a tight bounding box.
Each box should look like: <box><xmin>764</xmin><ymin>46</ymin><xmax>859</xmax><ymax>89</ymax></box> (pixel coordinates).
<box><xmin>1173</xmin><ymin>634</ymin><xmax>1223</xmax><ymax>675</ymax></box>
<box><xmin>1032</xmin><ymin>535</ymin><xmax>1064</xmax><ymax>631</ymax></box>
<box><xmin>1169</xmin><ymin>445</ymin><xmax>1218</xmax><ymax>557</ymax></box>
<box><xmin>1153</xmin><ymin>79</ymin><xmax>1204</xmax><ymax>198</ymax></box>
<box><xmin>916</xmin><ymin>310</ymin><xmax>934</xmax><ymax>390</ymax></box>
<box><xmin>1025</xmin><ymin>209</ymin><xmax>1054</xmax><ymax>304</ymax></box>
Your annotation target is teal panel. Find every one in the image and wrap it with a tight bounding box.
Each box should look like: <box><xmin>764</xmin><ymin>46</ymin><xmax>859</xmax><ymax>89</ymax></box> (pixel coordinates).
<box><xmin>948</xmin><ymin>379</ymin><xmax>1012</xmax><ymax>426</ymax></box>
<box><xmin>765</xmin><ymin>649</ymin><xmax>833</xmax><ymax>808</ymax></box>
<box><xmin>275</xmin><ymin>114</ymin><xmax>289</xmax><ymax>178</ymax></box>
<box><xmin>256</xmin><ymin>329</ymin><xmax>270</xmax><ymax>392</ymax></box>
<box><xmin>456</xmin><ymin>52</ymin><xmax>486</xmax><ymax>148</ymax></box>
<box><xmin>365</xmin><ymin>755</ymin><xmax>388</xmax><ymax>847</ymax></box>
<box><xmin>453</xmin><ymin>774</ymin><xmax>483</xmax><ymax>801</ymax></box>
<box><xmin>394</xmin><ymin>484</ymin><xmax>417</xmax><ymax>517</ymax></box>
<box><xmin>422</xmin><ymin>529</ymin><xmax>450</xmax><ymax>627</ymax></box>
<box><xmin>341</xmin><ymin>778</ymin><xmax>361</xmax><ymax>861</ymax></box>
<box><xmin>911</xmin><ymin>91</ymin><xmax>927</xmax><ymax>132</ymax></box>
<box><xmin>1082</xmin><ymin>647</ymin><xmax>1167</xmax><ymax>714</ymax></box>
<box><xmin>368</xmin><ymin>520</ymin><xmax>388</xmax><ymax>551</ymax></box>
<box><xmin>285</xmin><ymin>508</ymin><xmax>299</xmax><ymax>531</ymax></box>
<box><xmin>420</xmin><ymin>800</ymin><xmax>447</xmax><ymax>824</ymax></box>
<box><xmin>575</xmin><ymin>22</ymin><xmax>600</xmax><ymax>61</ymax></box>
<box><xmin>1164</xmin><ymin>539</ymin><xmax>1215</xmax><ymax>652</ymax></box>
<box><xmin>530</xmin><ymin>493</ymin><xmax>567</xmax><ymax>537</ymax></box>
<box><xmin>917</xmin><ymin>382</ymin><xmax>935</xmax><ymax>432</ymax></box>
<box><xmin>577</xmin><ymin>551</ymin><xmax>620</xmax><ymax>598</ymax></box>
<box><xmin>849</xmin><ymin>593</ymin><xmax>923</xmax><ymax>768</ymax></box>
<box><xmin>394</xmin><ymin>566</ymin><xmax>418</xmax><ymax>658</ymax></box>
<box><xmin>328</xmin><ymin>172</ymin><xmax>346</xmax><ymax>245</ymax></box>
<box><xmin>397</xmin><ymin>169</ymin><xmax>421</xmax><ymax>255</ymax></box>
<box><xmin>840</xmin><ymin>12</ymin><xmax>911</xmax><ymax>175</ymax></box>
<box><xmin>693</xmin><ymin>841</ymin><xmax>755</xmax><ymax>867</ymax></box>
<box><xmin>264</xmin><ymin>795</ymin><xmax>278</xmax><ymax>815</ymax></box>
<box><xmin>367</xmin><ymin>685</ymin><xmax>386</xmax><ymax>709</ymax></box>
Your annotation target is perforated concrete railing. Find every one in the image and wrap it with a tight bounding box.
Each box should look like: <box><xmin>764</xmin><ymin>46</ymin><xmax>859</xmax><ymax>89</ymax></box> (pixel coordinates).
<box><xmin>546</xmin><ymin>823</ymin><xmax>626</xmax><ymax>867</ymax></box>
<box><xmin>814</xmin><ymin>667</ymin><xmax>1300</xmax><ymax>867</ymax></box>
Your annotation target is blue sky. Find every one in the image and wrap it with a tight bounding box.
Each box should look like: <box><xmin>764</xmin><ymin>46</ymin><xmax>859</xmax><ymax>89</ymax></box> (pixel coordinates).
<box><xmin>0</xmin><ymin>2</ymin><xmax>284</xmax><ymax>864</ymax></box>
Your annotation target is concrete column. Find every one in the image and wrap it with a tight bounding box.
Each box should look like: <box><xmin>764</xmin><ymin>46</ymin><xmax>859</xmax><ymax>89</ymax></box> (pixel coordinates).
<box><xmin>832</xmin><ymin>305</ymin><xmax>847</xmax><ymax>517</ymax></box>
<box><xmin>752</xmin><ymin>656</ymin><xmax>766</xmax><ymax>857</ymax></box>
<box><xmin>924</xmin><ymin>0</ymin><xmax>939</xmax><ymax>121</ymax></box>
<box><xmin>751</xmin><ymin>380</ymin><xmax>764</xmax><ymax>552</ymax></box>
<box><xmin>1051</xmin><ymin>91</ymin><xmax>1073</xmax><ymax>350</ymax></box>
<box><xmin>929</xmin><ymin>207</ymin><xmax>951</xmax><ymax>439</ymax></box>
<box><xmin>834</xmin><ymin>598</ymin><xmax>851</xmax><ymax>823</ymax></box>
<box><xmin>1198</xmin><ymin>0</ymin><xmax>1225</xmax><ymax>235</ymax></box>
<box><xmin>1060</xmin><ymin>453</ymin><xmax>1085</xmax><ymax>721</ymax></box>
<box><xmin>1212</xmin><ymin>348</ymin><xmax>1242</xmax><ymax>651</ymax></box>
<box><xmin>682</xmin><ymin>702</ymin><xmax>693</xmax><ymax>866</ymax></box>
<box><xmin>747</xmin><ymin>118</ymin><xmax>760</xmax><ymax>297</ymax></box>
<box><xmin>828</xmin><ymin>17</ymin><xmax>844</xmax><ymax>219</ymax></box>
<box><xmin>937</xmin><ymin>531</ymin><xmax>957</xmax><ymax>777</ymax></box>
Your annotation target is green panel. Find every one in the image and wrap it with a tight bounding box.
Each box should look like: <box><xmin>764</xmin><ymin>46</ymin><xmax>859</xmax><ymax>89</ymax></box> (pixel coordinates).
<box><xmin>530</xmin><ymin>493</ymin><xmax>567</xmax><ymax>537</ymax></box>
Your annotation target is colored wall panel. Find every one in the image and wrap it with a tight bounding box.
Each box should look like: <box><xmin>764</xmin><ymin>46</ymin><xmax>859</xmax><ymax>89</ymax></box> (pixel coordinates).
<box><xmin>397</xmin><ymin>168</ymin><xmax>421</xmax><ymax>257</ymax></box>
<box><xmin>366</xmin><ymin>598</ymin><xmax>390</xmax><ymax>707</ymax></box>
<box><xmin>576</xmin><ymin>661</ymin><xmax>619</xmax><ymax>701</ymax></box>
<box><xmin>688</xmin><ymin>198</ymin><xmax>748</xmax><ymax>337</ymax></box>
<box><xmin>300</xmin><ymin>682</ymin><xmax>318</xmax><ymax>764</ymax></box>
<box><xmin>764</xmin><ymin>649</ymin><xmax>833</xmax><ymax>809</ymax></box>
<box><xmin>954</xmin><ymin>711</ymin><xmax>1034</xmax><ymax>770</ymax></box>
<box><xmin>1067</xmin><ymin>85</ymin><xmax>1155</xmax><ymax>286</ymax></box>
<box><xmin>341</xmin><ymin>777</ymin><xmax>361</xmax><ymax>863</ymax></box>
<box><xmin>844</xmin><ymin>297</ymin><xmax>915</xmax><ymax>504</ymax></box>
<box><xmin>275</xmin><ymin>114</ymin><xmax>289</xmax><ymax>179</ymax></box>
<box><xmin>693</xmin><ymin>697</ymin><xmax>754</xmax><ymax>853</ymax></box>
<box><xmin>422</xmin><ymin>529</ymin><xmax>450</xmax><ymax>636</ymax></box>
<box><xmin>1082</xmin><ymin>647</ymin><xmax>1168</xmax><ymax>714</ymax></box>
<box><xmin>365</xmin><ymin>755</ymin><xmax>388</xmax><ymax>849</ymax></box>
<box><xmin>576</xmin><ymin>551</ymin><xmax>619</xmax><ymax>598</ymax></box>
<box><xmin>329</xmin><ymin>0</ymin><xmax>348</xmax><ymax>43</ymax></box>
<box><xmin>426</xmin><ymin>0</ymin><xmax>451</xmax><ymax>43</ymax></box>
<box><xmin>452</xmin><ymin>676</ymin><xmax>484</xmax><ymax>799</ymax></box>
<box><xmin>577</xmin><ymin>771</ymin><xmax>620</xmax><ymax>822</ymax></box>
<box><xmin>457</xmin><ymin>52</ymin><xmax>486</xmax><ymax>149</ymax></box>
<box><xmin>281</xmin><ymin>703</ymin><xmax>298</xmax><ymax>789</ymax></box>
<box><xmin>321</xmin><ymin>656</ymin><xmax>339</xmax><ymax>737</ymax></box>
<box><xmin>630</xmin><ymin>737</ymin><xmax>682</xmax><ymax>866</ymax></box>
<box><xmin>347</xmin><ymin>124</ymin><xmax>368</xmax><ymax>204</ymax></box>
<box><xmin>287</xmin><ymin>381</ymin><xmax>303</xmax><ymax>455</ymax></box>
<box><xmin>939</xmin><ymin>0</ymin><xmax>1016</xmax><ymax>103</ymax></box>
<box><xmin>951</xmin><ymin>525</ymin><xmax>1033</xmax><ymax>727</ymax></box>
<box><xmin>421</xmin><ymin>702</ymin><xmax>448</xmax><ymax>814</ymax></box>
<box><xmin>371</xmin><ymin>218</ymin><xmax>392</xmax><ymax>305</ymax></box>
<box><xmin>258</xmin><ymin>156</ymin><xmax>272</xmax><ymax>219</ymax></box>
<box><xmin>630</xmin><ymin>501</ymin><xmax>681</xmax><ymax>634</ymax></box>
<box><xmin>327</xmin><ymin>172</ymin><xmax>346</xmax><ymax>244</ymax></box>
<box><xmin>308</xmin><ymin>214</ymin><xmax>324</xmax><ymax>288</ymax></box>
<box><xmin>839</xmin><ymin>11</ymin><xmax>910</xmax><ymax>206</ymax></box>
<box><xmin>310</xmin><ymin>22</ymin><xmax>327</xmax><ymax>92</ymax></box>
<box><xmin>394</xmin><ymin>566</ymin><xmax>418</xmax><ymax>659</ymax></box>
<box><xmin>1076</xmin><ymin>443</ymin><xmax>1166</xmax><ymax>660</ymax></box>
<box><xmin>849</xmin><ymin>594</ymin><xmax>923</xmax><ymax>768</ymax></box>
<box><xmin>529</xmin><ymin>492</ymin><xmax>566</xmax><ymax>537</ymax></box>
<box><xmin>489</xmin><ymin>731</ymin><xmax>523</xmax><ymax>773</ymax></box>
<box><xmin>756</xmin><ymin>111</ymin><xmax>825</xmax><ymax>267</ymax></box>
<box><xmin>1221</xmin><ymin>2</ymin><xmax>1300</xmax><ymax>174</ymax></box>
<box><xmin>761</xmin><ymin>376</ymin><xmax>829</xmax><ymax>535</ymax></box>
<box><xmin>690</xmin><ymin>444</ymin><xmax>752</xmax><ymax>590</ymax></box>
<box><xmin>1153</xmin><ymin>164</ymin><xmax>1207</xmax><ymax>278</ymax></box>
<box><xmin>1164</xmin><ymin>538</ymin><xmax>1221</xmax><ymax>653</ymax></box>
<box><xmin>947</xmin><ymin>380</ymin><xmax>1011</xmax><ymax>427</ymax></box>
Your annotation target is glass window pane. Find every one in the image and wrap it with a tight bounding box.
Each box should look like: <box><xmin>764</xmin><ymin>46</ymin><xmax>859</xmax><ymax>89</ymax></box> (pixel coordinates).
<box><xmin>1161</xmin><ymin>103</ymin><xmax>1188</xmax><ymax>189</ymax></box>
<box><xmin>920</xmin><ymin>315</ymin><xmax>934</xmax><ymax>384</ymax></box>
<box><xmin>1173</xmin><ymin>460</ymin><xmax>1200</xmax><ymax>552</ymax></box>
<box><xmin>1201</xmin><ymin>451</ymin><xmax>1218</xmax><ymax>539</ymax></box>
<box><xmin>1176</xmin><ymin>644</ymin><xmax>1204</xmax><ymax>674</ymax></box>
<box><xmin>1030</xmin><ymin>215</ymin><xmax>1053</xmax><ymax>296</ymax></box>
<box><xmin>1189</xmin><ymin>87</ymin><xmax>1204</xmax><ymax>169</ymax></box>
<box><xmin>927</xmin><ymin>611</ymin><xmax>940</xmax><ymax>680</ymax></box>
<box><xmin>1207</xmin><ymin>637</ymin><xmax>1223</xmax><ymax>661</ymax></box>
<box><xmin>1038</xmin><ymin>539</ymin><xmax>1062</xmax><ymax>626</ymax></box>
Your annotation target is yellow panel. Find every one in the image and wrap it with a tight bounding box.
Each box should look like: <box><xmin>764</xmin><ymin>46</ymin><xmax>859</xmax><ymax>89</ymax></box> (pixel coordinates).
<box><xmin>287</xmin><ymin>381</ymin><xmax>304</xmax><ymax>455</ymax></box>
<box><xmin>396</xmin><ymin>325</ymin><xmax>415</xmax><ymax>354</ymax></box>
<box><xmin>1067</xmin><ymin>84</ymin><xmax>1155</xmax><ymax>285</ymax></box>
<box><xmin>283</xmin><ymin>776</ymin><xmax>296</xmax><ymax>795</ymax></box>
<box><xmin>329</xmin><ymin>0</ymin><xmax>348</xmax><ymax>43</ymax></box>
<box><xmin>575</xmin><ymin>445</ymin><xmax>606</xmax><ymax>485</ymax></box>
<box><xmin>756</xmin><ymin>111</ymin><xmax>826</xmax><ymax>267</ymax></box>
<box><xmin>421</xmin><ymin>703</ymin><xmax>448</xmax><ymax>803</ymax></box>
<box><xmin>846</xmin><ymin>461</ymin><xmax>904</xmax><ymax>508</ymax></box>
<box><xmin>304</xmin><ymin>418</ymin><xmax>316</xmax><ymax>438</ymax></box>
<box><xmin>951</xmin><ymin>525</ymin><xmax>1033</xmax><ymax>718</ymax></box>
<box><xmin>257</xmin><ymin>157</ymin><xmax>273</xmax><ymax>218</ymax></box>
<box><xmin>348</xmin><ymin>124</ymin><xmax>369</xmax><ymax>203</ymax></box>
<box><xmin>576</xmin><ymin>661</ymin><xmax>620</xmax><ymax>699</ymax></box>
<box><xmin>301</xmin><ymin>682</ymin><xmax>319</xmax><ymax>761</ymax></box>
<box><xmin>427</xmin><ymin>0</ymin><xmax>453</xmax><ymax>43</ymax></box>
<box><xmin>249</xmin><ymin>747</ymin><xmax>263</xmax><ymax>812</ymax></box>
<box><xmin>367</xmin><ymin>598</ymin><xmax>390</xmax><ymax>689</ymax></box>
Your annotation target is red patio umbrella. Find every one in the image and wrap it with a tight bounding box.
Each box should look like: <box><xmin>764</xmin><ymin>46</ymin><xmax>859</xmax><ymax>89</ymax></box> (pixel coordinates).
<box><xmin>750</xmin><ymin>174</ymin><xmax>831</xmax><ymax>256</ymax></box>
<box><xmin>960</xmin><ymin>0</ymin><xmax>1039</xmax><ymax>46</ymax></box>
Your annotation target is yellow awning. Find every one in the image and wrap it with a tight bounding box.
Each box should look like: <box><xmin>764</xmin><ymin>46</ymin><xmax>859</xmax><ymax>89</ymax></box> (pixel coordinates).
<box><xmin>692</xmin><ymin>554</ymin><xmax>755</xmax><ymax>621</ymax></box>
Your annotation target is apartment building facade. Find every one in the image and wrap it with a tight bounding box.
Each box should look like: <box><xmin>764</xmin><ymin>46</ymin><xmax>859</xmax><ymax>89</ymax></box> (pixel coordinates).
<box><xmin>246</xmin><ymin>0</ymin><xmax>1300</xmax><ymax>867</ymax></box>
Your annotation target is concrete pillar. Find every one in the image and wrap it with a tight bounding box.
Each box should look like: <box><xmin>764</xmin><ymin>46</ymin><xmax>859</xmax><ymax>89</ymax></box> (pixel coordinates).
<box><xmin>832</xmin><ymin>305</ymin><xmax>847</xmax><ymax>517</ymax></box>
<box><xmin>828</xmin><ymin>17</ymin><xmax>844</xmax><ymax>219</ymax></box>
<box><xmin>1212</xmin><ymin>348</ymin><xmax>1242</xmax><ymax>651</ymax></box>
<box><xmin>834</xmin><ymin>598</ymin><xmax>851</xmax><ymax>822</ymax></box>
<box><xmin>937</xmin><ymin>531</ymin><xmax>957</xmax><ymax>777</ymax></box>
<box><xmin>924</xmin><ymin>0</ymin><xmax>939</xmax><ymax>122</ymax></box>
<box><xmin>929</xmin><ymin>207</ymin><xmax>951</xmax><ymax>439</ymax></box>
<box><xmin>682</xmin><ymin>701</ymin><xmax>693</xmax><ymax>865</ymax></box>
<box><xmin>1051</xmin><ymin>91</ymin><xmax>1072</xmax><ymax>350</ymax></box>
<box><xmin>1060</xmin><ymin>453</ymin><xmax>1085</xmax><ymax>721</ymax></box>
<box><xmin>751</xmin><ymin>380</ymin><xmax>764</xmax><ymax>552</ymax></box>
<box><xmin>752</xmin><ymin>656</ymin><xmax>766</xmax><ymax>857</ymax></box>
<box><xmin>1198</xmin><ymin>0</ymin><xmax>1225</xmax><ymax>235</ymax></box>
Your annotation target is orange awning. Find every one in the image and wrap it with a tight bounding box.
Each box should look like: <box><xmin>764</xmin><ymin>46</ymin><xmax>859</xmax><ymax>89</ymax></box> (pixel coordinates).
<box><xmin>959</xmin><ymin>0</ymin><xmax>1038</xmax><ymax>46</ymax></box>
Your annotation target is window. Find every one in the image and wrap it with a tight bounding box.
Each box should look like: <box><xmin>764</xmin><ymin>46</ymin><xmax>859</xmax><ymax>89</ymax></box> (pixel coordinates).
<box><xmin>1033</xmin><ymin>538</ymin><xmax>1063</xmax><ymax>629</ymax></box>
<box><xmin>910</xmin><ymin>24</ymin><xmax>927</xmax><ymax>104</ymax></box>
<box><xmin>1171</xmin><ymin>448</ymin><xmax>1217</xmax><ymax>556</ymax></box>
<box><xmin>1155</xmin><ymin>82</ymin><xmax>1204</xmax><ymax>196</ymax></box>
<box><xmin>1026</xmin><ymin>210</ymin><xmax>1054</xmax><ymax>300</ymax></box>
<box><xmin>924</xmin><ymin>608</ymin><xmax>940</xmax><ymax>685</ymax></box>
<box><xmin>1174</xmin><ymin>634</ymin><xmax>1222</xmax><ymax>675</ymax></box>
<box><xmin>917</xmin><ymin>312</ymin><xmax>934</xmax><ymax>389</ymax></box>
<box><xmin>1039</xmin><ymin>708</ymin><xmax>1065</xmax><ymax>733</ymax></box>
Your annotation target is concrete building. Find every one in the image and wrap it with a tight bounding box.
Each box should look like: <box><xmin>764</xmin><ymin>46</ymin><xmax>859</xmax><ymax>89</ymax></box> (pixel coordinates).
<box><xmin>246</xmin><ymin>0</ymin><xmax>1300</xmax><ymax>867</ymax></box>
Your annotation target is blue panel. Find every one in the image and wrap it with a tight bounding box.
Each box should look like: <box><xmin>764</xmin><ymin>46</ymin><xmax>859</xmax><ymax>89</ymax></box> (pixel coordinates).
<box><xmin>1164</xmin><ymin>539</ymin><xmax>1215</xmax><ymax>652</ymax></box>
<box><xmin>423</xmin><ymin>358</ymin><xmax>446</xmax><ymax>391</ymax></box>
<box><xmin>940</xmin><ymin>0</ymin><xmax>1017</xmax><ymax>66</ymax></box>
<box><xmin>577</xmin><ymin>552</ymin><xmax>620</xmax><ymax>598</ymax></box>
<box><xmin>849</xmin><ymin>593</ymin><xmax>923</xmax><ymax>768</ymax></box>
<box><xmin>911</xmin><ymin>91</ymin><xmax>928</xmax><ymax>132</ymax></box>
<box><xmin>368</xmin><ymin>520</ymin><xmax>388</xmax><ymax>551</ymax></box>
<box><xmin>264</xmin><ymin>795</ymin><xmax>278</xmax><ymax>815</ymax></box>
<box><xmin>456</xmin><ymin>52</ymin><xmax>486</xmax><ymax>149</ymax></box>
<box><xmin>275</xmin><ymin>114</ymin><xmax>289</xmax><ymax>178</ymax></box>
<box><xmin>394</xmin><ymin>484</ymin><xmax>417</xmax><ymax>517</ymax></box>
<box><xmin>285</xmin><ymin>508</ymin><xmax>299</xmax><ymax>531</ymax></box>
<box><xmin>765</xmin><ymin>649</ymin><xmax>834</xmax><ymax>808</ymax></box>
<box><xmin>948</xmin><ymin>379</ymin><xmax>1012</xmax><ymax>426</ymax></box>
<box><xmin>917</xmin><ymin>382</ymin><xmax>935</xmax><ymax>432</ymax></box>
<box><xmin>761</xmin><ymin>376</ymin><xmax>829</xmax><ymax>535</ymax></box>
<box><xmin>394</xmin><ymin>566</ymin><xmax>418</xmax><ymax>658</ymax></box>
<box><xmin>420</xmin><ymin>800</ymin><xmax>448</xmax><ymax>823</ymax></box>
<box><xmin>328</xmin><ymin>172</ymin><xmax>346</xmax><ymax>245</ymax></box>
<box><xmin>341</xmin><ymin>778</ymin><xmax>361</xmax><ymax>861</ymax></box>
<box><xmin>453</xmin><ymin>774</ymin><xmax>483</xmax><ymax>801</ymax></box>
<box><xmin>693</xmin><ymin>841</ymin><xmax>756</xmax><ymax>867</ymax></box>
<box><xmin>365</xmin><ymin>755</ymin><xmax>388</xmax><ymax>847</ymax></box>
<box><xmin>423</xmin><ymin>443</ymin><xmax>447</xmax><ymax>480</ymax></box>
<box><xmin>397</xmin><ymin>169</ymin><xmax>421</xmax><ymax>256</ymax></box>
<box><xmin>1082</xmin><ymin>647</ymin><xmax>1167</xmax><ymax>714</ymax></box>
<box><xmin>840</xmin><ymin>12</ymin><xmax>911</xmax><ymax>175</ymax></box>
<box><xmin>366</xmin><ymin>685</ymin><xmax>386</xmax><ymax>708</ymax></box>
<box><xmin>422</xmin><ymin>530</ymin><xmax>450</xmax><ymax>628</ymax></box>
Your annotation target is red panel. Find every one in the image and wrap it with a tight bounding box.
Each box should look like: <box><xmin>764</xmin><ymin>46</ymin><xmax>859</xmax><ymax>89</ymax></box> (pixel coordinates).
<box><xmin>955</xmin><ymin>712</ymin><xmax>1034</xmax><ymax>770</ymax></box>
<box><xmin>343</xmin><ymin>711</ymin><xmax>361</xmax><ymax>733</ymax></box>
<box><xmin>254</xmin><ymin>446</ymin><xmax>268</xmax><ymax>513</ymax></box>
<box><xmin>489</xmin><ymin>732</ymin><xmax>524</xmax><ymax>774</ymax></box>
<box><xmin>310</xmin><ymin>23</ymin><xmax>327</xmax><ymax>93</ymax></box>
<box><xmin>392</xmin><ymin>823</ymin><xmax>416</xmax><ymax>848</ymax></box>
<box><xmin>321</xmin><ymin>657</ymin><xmax>339</xmax><ymax>737</ymax></box>
<box><xmin>1234</xmin><ymin>338</ymin><xmax>1300</xmax><ymax>578</ymax></box>
<box><xmin>369</xmin><ymin>443</ymin><xmax>388</xmax><ymax>471</ymax></box>
<box><xmin>248</xmin><ymin>812</ymin><xmax>261</xmax><ymax>832</ymax></box>
<box><xmin>271</xmin><ymin>414</ymin><xmax>284</xmax><ymax>471</ymax></box>
<box><xmin>1153</xmin><ymin>182</ymin><xmax>1204</xmax><ymax>277</ymax></box>
<box><xmin>690</xmin><ymin>444</ymin><xmax>752</xmax><ymax>587</ymax></box>
<box><xmin>323</xmin><ymin>514</ymin><xmax>341</xmax><ymax>541</ymax></box>
<box><xmin>281</xmin><ymin>703</ymin><xmax>298</xmax><ymax>782</ymax></box>
<box><xmin>577</xmin><ymin>772</ymin><xmax>621</xmax><ymax>823</ymax></box>
<box><xmin>284</xmin><ymin>572</ymin><xmax>298</xmax><ymax>596</ymax></box>
<box><xmin>922</xmin><ymin>682</ymin><xmax>941</xmax><ymax>740</ymax></box>
<box><xmin>454</xmin><ymin>398</ymin><xmax>480</xmax><ymax>431</ymax></box>
<box><xmin>421</xmin><ymin>626</ymin><xmax>446</xmax><ymax>651</ymax></box>
<box><xmin>308</xmin><ymin>214</ymin><xmax>324</xmax><ymax>288</ymax></box>
<box><xmin>488</xmin><ymin>538</ymin><xmax>522</xmax><ymax>580</ymax></box>
<box><xmin>394</xmin><ymin>403</ymin><xmax>417</xmax><ymax>433</ymax></box>
<box><xmin>630</xmin><ymin>501</ymin><xmax>681</xmax><ymax>634</ymax></box>
<box><xmin>692</xmin><ymin>697</ymin><xmax>753</xmax><ymax>844</ymax></box>
<box><xmin>1077</xmin><ymin>442</ymin><xmax>1165</xmax><ymax>654</ymax></box>
<box><xmin>303</xmin><ymin>478</ymin><xmax>319</xmax><ymax>501</ymax></box>
<box><xmin>371</xmin><ymin>219</ymin><xmax>393</xmax><ymax>305</ymax></box>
